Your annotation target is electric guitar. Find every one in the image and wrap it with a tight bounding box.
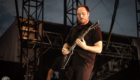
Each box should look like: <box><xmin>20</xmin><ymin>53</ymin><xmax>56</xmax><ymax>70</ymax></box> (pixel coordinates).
<box><xmin>61</xmin><ymin>20</ymin><xmax>100</xmax><ymax>69</ymax></box>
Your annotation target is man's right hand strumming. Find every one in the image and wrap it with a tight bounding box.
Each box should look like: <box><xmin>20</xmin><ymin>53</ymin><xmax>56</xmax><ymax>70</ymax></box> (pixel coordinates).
<box><xmin>62</xmin><ymin>43</ymin><xmax>70</xmax><ymax>55</ymax></box>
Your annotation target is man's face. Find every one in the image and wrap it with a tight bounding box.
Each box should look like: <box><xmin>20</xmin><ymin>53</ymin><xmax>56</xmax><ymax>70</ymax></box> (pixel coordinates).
<box><xmin>77</xmin><ymin>7</ymin><xmax>89</xmax><ymax>25</ymax></box>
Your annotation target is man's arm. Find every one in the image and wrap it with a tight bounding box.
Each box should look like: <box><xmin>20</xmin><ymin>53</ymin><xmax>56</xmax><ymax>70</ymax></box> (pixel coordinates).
<box><xmin>46</xmin><ymin>69</ymin><xmax>54</xmax><ymax>80</ymax></box>
<box><xmin>62</xmin><ymin>43</ymin><xmax>70</xmax><ymax>55</ymax></box>
<box><xmin>85</xmin><ymin>40</ymin><xmax>102</xmax><ymax>53</ymax></box>
<box><xmin>76</xmin><ymin>38</ymin><xmax>102</xmax><ymax>53</ymax></box>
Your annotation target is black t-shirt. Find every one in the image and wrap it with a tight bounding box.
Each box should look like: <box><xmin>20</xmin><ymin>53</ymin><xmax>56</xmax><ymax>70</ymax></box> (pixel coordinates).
<box><xmin>65</xmin><ymin>21</ymin><xmax>102</xmax><ymax>66</ymax></box>
<box><xmin>51</xmin><ymin>56</ymin><xmax>68</xmax><ymax>80</ymax></box>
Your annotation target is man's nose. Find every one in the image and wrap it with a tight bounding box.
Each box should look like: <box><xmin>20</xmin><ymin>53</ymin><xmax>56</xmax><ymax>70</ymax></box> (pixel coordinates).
<box><xmin>80</xmin><ymin>14</ymin><xmax>83</xmax><ymax>18</ymax></box>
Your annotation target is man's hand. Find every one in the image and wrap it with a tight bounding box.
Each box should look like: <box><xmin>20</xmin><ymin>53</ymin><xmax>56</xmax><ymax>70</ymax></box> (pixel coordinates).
<box><xmin>62</xmin><ymin>48</ymin><xmax>70</xmax><ymax>55</ymax></box>
<box><xmin>62</xmin><ymin>43</ymin><xmax>70</xmax><ymax>55</ymax></box>
<box><xmin>76</xmin><ymin>38</ymin><xmax>87</xmax><ymax>50</ymax></box>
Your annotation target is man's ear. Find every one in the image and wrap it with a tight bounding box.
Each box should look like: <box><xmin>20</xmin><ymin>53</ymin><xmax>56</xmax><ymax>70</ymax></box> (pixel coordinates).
<box><xmin>88</xmin><ymin>12</ymin><xmax>90</xmax><ymax>17</ymax></box>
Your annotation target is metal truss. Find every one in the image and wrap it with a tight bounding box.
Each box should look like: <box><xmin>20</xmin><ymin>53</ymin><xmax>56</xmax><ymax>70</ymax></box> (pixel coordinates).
<box><xmin>20</xmin><ymin>30</ymin><xmax>64</xmax><ymax>80</ymax></box>
<box><xmin>64</xmin><ymin>0</ymin><xmax>86</xmax><ymax>26</ymax></box>
<box><xmin>135</xmin><ymin>0</ymin><xmax>140</xmax><ymax>38</ymax></box>
<box><xmin>43</xmin><ymin>31</ymin><xmax>63</xmax><ymax>47</ymax></box>
<box><xmin>15</xmin><ymin>0</ymin><xmax>44</xmax><ymax>80</ymax></box>
<box><xmin>38</xmin><ymin>31</ymin><xmax>63</xmax><ymax>57</ymax></box>
<box><xmin>91</xmin><ymin>40</ymin><xmax>137</xmax><ymax>80</ymax></box>
<box><xmin>92</xmin><ymin>58</ymin><xmax>131</xmax><ymax>80</ymax></box>
<box><xmin>99</xmin><ymin>41</ymin><xmax>136</xmax><ymax>59</ymax></box>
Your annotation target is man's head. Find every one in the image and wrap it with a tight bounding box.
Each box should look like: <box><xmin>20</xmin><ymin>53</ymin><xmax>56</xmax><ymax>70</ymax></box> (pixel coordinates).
<box><xmin>76</xmin><ymin>5</ymin><xmax>90</xmax><ymax>25</ymax></box>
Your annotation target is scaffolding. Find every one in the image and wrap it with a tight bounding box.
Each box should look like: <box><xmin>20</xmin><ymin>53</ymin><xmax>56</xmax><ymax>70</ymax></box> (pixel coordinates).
<box><xmin>15</xmin><ymin>0</ymin><xmax>44</xmax><ymax>79</ymax></box>
<box><xmin>91</xmin><ymin>41</ymin><xmax>137</xmax><ymax>80</ymax></box>
<box><xmin>135</xmin><ymin>0</ymin><xmax>140</xmax><ymax>38</ymax></box>
<box><xmin>64</xmin><ymin>0</ymin><xmax>86</xmax><ymax>26</ymax></box>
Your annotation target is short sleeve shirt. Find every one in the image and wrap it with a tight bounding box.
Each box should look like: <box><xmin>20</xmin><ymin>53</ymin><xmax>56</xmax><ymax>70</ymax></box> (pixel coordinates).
<box><xmin>65</xmin><ymin>21</ymin><xmax>102</xmax><ymax>65</ymax></box>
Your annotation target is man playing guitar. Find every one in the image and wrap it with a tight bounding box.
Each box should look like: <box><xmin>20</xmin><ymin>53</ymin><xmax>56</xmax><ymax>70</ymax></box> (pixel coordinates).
<box><xmin>62</xmin><ymin>5</ymin><xmax>103</xmax><ymax>80</ymax></box>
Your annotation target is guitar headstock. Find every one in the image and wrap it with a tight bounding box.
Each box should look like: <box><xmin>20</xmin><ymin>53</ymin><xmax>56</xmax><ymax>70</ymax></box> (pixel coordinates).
<box><xmin>89</xmin><ymin>20</ymin><xmax>100</xmax><ymax>29</ymax></box>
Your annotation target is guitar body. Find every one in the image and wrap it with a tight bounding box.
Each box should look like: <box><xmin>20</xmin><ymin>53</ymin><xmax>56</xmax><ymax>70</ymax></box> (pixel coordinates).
<box><xmin>61</xmin><ymin>50</ymin><xmax>73</xmax><ymax>69</ymax></box>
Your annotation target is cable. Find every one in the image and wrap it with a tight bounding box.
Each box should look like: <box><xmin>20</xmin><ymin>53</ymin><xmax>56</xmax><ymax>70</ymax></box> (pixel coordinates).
<box><xmin>101</xmin><ymin>1</ymin><xmax>112</xmax><ymax>16</ymax></box>
<box><xmin>90</xmin><ymin>0</ymin><xmax>102</xmax><ymax>12</ymax></box>
<box><xmin>101</xmin><ymin>0</ymin><xmax>132</xmax><ymax>43</ymax></box>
